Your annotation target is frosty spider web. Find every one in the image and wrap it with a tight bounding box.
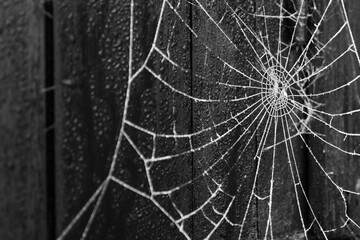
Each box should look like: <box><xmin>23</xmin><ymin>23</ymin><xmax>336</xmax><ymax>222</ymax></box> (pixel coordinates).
<box><xmin>57</xmin><ymin>0</ymin><xmax>360</xmax><ymax>239</ymax></box>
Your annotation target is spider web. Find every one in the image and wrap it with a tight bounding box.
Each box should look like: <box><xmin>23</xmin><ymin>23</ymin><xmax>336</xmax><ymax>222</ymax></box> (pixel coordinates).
<box><xmin>57</xmin><ymin>0</ymin><xmax>360</xmax><ymax>239</ymax></box>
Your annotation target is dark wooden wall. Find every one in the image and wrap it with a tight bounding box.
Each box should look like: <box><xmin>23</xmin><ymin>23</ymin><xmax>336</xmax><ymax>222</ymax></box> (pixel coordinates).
<box><xmin>1</xmin><ymin>0</ymin><xmax>360</xmax><ymax>240</ymax></box>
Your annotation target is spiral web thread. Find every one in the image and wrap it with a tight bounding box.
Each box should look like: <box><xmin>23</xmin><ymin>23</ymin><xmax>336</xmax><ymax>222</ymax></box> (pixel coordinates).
<box><xmin>58</xmin><ymin>0</ymin><xmax>360</xmax><ymax>239</ymax></box>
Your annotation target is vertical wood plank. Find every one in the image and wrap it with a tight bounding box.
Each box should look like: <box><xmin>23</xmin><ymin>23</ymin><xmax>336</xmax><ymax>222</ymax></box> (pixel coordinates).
<box><xmin>346</xmin><ymin>0</ymin><xmax>360</xmax><ymax>235</ymax></box>
<box><xmin>0</xmin><ymin>0</ymin><xmax>46</xmax><ymax>239</ymax></box>
<box><xmin>55</xmin><ymin>0</ymin><xmax>193</xmax><ymax>239</ymax></box>
<box><xmin>307</xmin><ymin>0</ymin><xmax>360</xmax><ymax>238</ymax></box>
<box><xmin>53</xmin><ymin>0</ymin><xmax>360</xmax><ymax>239</ymax></box>
<box><xmin>191</xmin><ymin>1</ymin><xmax>258</xmax><ymax>239</ymax></box>
<box><xmin>254</xmin><ymin>1</ymin><xmax>306</xmax><ymax>238</ymax></box>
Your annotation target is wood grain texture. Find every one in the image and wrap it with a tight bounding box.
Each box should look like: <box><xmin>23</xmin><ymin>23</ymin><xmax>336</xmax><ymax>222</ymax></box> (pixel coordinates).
<box><xmin>346</xmin><ymin>0</ymin><xmax>360</xmax><ymax>235</ymax></box>
<box><xmin>0</xmin><ymin>0</ymin><xmax>46</xmax><ymax>239</ymax></box>
<box><xmin>2</xmin><ymin>0</ymin><xmax>360</xmax><ymax>239</ymax></box>
<box><xmin>54</xmin><ymin>0</ymin><xmax>192</xmax><ymax>239</ymax></box>
<box><xmin>254</xmin><ymin>1</ymin><xmax>306</xmax><ymax>239</ymax></box>
<box><xmin>191</xmin><ymin>1</ymin><xmax>258</xmax><ymax>239</ymax></box>
<box><xmin>53</xmin><ymin>0</ymin><xmax>360</xmax><ymax>239</ymax></box>
<box><xmin>306</xmin><ymin>0</ymin><xmax>360</xmax><ymax>239</ymax></box>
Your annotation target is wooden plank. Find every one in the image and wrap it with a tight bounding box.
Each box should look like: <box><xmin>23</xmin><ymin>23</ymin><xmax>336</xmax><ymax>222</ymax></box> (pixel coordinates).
<box><xmin>54</xmin><ymin>0</ymin><xmax>193</xmax><ymax>239</ymax></box>
<box><xmin>191</xmin><ymin>1</ymin><xmax>258</xmax><ymax>239</ymax></box>
<box><xmin>54</xmin><ymin>0</ymin><xmax>360</xmax><ymax>239</ymax></box>
<box><xmin>346</xmin><ymin>0</ymin><xmax>360</xmax><ymax>235</ymax></box>
<box><xmin>254</xmin><ymin>1</ymin><xmax>306</xmax><ymax>239</ymax></box>
<box><xmin>306</xmin><ymin>0</ymin><xmax>360</xmax><ymax>238</ymax></box>
<box><xmin>0</xmin><ymin>0</ymin><xmax>46</xmax><ymax>239</ymax></box>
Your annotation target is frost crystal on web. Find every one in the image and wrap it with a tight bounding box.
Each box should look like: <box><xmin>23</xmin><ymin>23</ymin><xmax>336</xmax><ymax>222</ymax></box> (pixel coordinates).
<box><xmin>58</xmin><ymin>0</ymin><xmax>360</xmax><ymax>239</ymax></box>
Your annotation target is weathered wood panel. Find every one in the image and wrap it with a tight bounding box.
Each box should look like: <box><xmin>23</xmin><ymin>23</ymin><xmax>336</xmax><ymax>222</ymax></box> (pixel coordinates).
<box><xmin>190</xmin><ymin>1</ymin><xmax>260</xmax><ymax>239</ymax></box>
<box><xmin>55</xmin><ymin>0</ymin><xmax>193</xmax><ymax>239</ymax></box>
<box><xmin>254</xmin><ymin>1</ymin><xmax>306</xmax><ymax>239</ymax></box>
<box><xmin>53</xmin><ymin>0</ymin><xmax>360</xmax><ymax>240</ymax></box>
<box><xmin>0</xmin><ymin>0</ymin><xmax>46</xmax><ymax>239</ymax></box>
<box><xmin>2</xmin><ymin>0</ymin><xmax>360</xmax><ymax>240</ymax></box>
<box><xmin>346</xmin><ymin>0</ymin><xmax>360</xmax><ymax>235</ymax></box>
<box><xmin>307</xmin><ymin>0</ymin><xmax>360</xmax><ymax>238</ymax></box>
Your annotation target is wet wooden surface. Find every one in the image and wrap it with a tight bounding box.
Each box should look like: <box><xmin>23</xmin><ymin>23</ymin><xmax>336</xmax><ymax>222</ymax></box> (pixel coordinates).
<box><xmin>1</xmin><ymin>0</ymin><xmax>360</xmax><ymax>239</ymax></box>
<box><xmin>307</xmin><ymin>0</ymin><xmax>360</xmax><ymax>238</ymax></box>
<box><xmin>54</xmin><ymin>0</ymin><xmax>193</xmax><ymax>239</ymax></box>
<box><xmin>191</xmin><ymin>1</ymin><xmax>258</xmax><ymax>239</ymax></box>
